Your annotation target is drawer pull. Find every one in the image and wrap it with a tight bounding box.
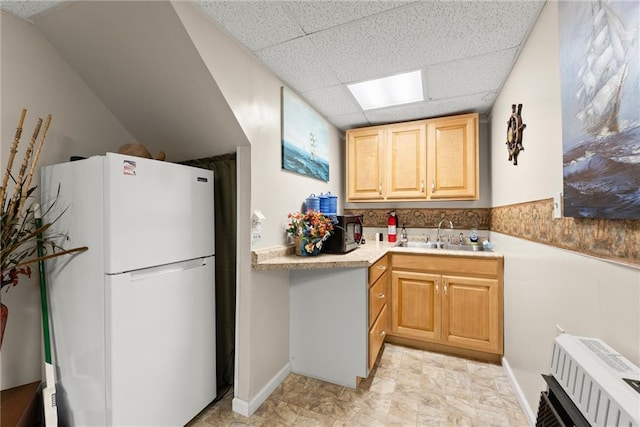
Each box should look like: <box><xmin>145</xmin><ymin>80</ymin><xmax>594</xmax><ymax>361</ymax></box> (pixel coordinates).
<box><xmin>378</xmin><ymin>292</ymin><xmax>385</xmax><ymax>299</ymax></box>
<box><xmin>378</xmin><ymin>265</ymin><xmax>386</xmax><ymax>270</ymax></box>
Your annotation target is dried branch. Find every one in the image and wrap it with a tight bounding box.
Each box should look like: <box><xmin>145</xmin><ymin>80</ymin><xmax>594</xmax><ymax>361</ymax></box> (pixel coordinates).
<box><xmin>7</xmin><ymin>117</ymin><xmax>41</xmax><ymax>217</ymax></box>
<box><xmin>1</xmin><ymin>110</ymin><xmax>90</xmax><ymax>291</ymax></box>
<box><xmin>21</xmin><ymin>114</ymin><xmax>51</xmax><ymax>216</ymax></box>
<box><xmin>10</xmin><ymin>246</ymin><xmax>88</xmax><ymax>271</ymax></box>
<box><xmin>0</xmin><ymin>109</ymin><xmax>27</xmax><ymax>206</ymax></box>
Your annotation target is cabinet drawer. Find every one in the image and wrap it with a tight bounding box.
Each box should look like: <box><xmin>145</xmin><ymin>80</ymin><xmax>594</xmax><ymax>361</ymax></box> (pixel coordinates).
<box><xmin>369</xmin><ymin>272</ymin><xmax>387</xmax><ymax>327</ymax></box>
<box><xmin>369</xmin><ymin>304</ymin><xmax>387</xmax><ymax>370</ymax></box>
<box><xmin>391</xmin><ymin>254</ymin><xmax>500</xmax><ymax>278</ymax></box>
<box><xmin>369</xmin><ymin>255</ymin><xmax>389</xmax><ymax>286</ymax></box>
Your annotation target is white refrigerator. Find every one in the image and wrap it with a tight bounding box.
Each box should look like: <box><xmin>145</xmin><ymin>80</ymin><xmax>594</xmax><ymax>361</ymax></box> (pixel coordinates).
<box><xmin>40</xmin><ymin>153</ymin><xmax>216</xmax><ymax>426</ymax></box>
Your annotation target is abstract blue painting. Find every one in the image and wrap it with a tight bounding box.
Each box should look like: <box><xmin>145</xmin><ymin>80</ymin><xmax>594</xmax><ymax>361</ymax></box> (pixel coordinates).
<box><xmin>281</xmin><ymin>87</ymin><xmax>329</xmax><ymax>182</ymax></box>
<box><xmin>559</xmin><ymin>0</ymin><xmax>640</xmax><ymax>219</ymax></box>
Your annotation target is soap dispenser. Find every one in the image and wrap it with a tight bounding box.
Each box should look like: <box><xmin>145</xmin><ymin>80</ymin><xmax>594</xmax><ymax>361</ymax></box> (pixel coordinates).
<box><xmin>401</xmin><ymin>224</ymin><xmax>408</xmax><ymax>242</ymax></box>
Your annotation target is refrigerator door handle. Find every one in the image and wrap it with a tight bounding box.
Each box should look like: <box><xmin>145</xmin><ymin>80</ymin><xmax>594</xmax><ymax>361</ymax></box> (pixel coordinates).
<box><xmin>123</xmin><ymin>257</ymin><xmax>210</xmax><ymax>281</ymax></box>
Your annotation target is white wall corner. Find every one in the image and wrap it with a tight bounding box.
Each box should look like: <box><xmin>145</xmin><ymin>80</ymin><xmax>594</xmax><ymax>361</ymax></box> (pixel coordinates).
<box><xmin>502</xmin><ymin>356</ymin><xmax>537</xmax><ymax>426</ymax></box>
<box><xmin>232</xmin><ymin>362</ymin><xmax>291</xmax><ymax>417</ymax></box>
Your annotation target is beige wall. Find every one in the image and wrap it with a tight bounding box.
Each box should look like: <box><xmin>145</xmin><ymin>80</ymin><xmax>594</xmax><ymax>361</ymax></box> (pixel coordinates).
<box><xmin>0</xmin><ymin>11</ymin><xmax>135</xmax><ymax>389</ymax></box>
<box><xmin>489</xmin><ymin>1</ymin><xmax>640</xmax><ymax>422</ymax></box>
<box><xmin>172</xmin><ymin>2</ymin><xmax>345</xmax><ymax>412</ymax></box>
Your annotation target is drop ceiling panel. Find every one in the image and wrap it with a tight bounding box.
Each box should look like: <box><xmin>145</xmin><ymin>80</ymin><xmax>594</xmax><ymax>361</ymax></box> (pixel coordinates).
<box><xmin>255</xmin><ymin>36</ymin><xmax>341</xmax><ymax>92</ymax></box>
<box><xmin>301</xmin><ymin>85</ymin><xmax>361</xmax><ymax>118</ymax></box>
<box><xmin>309</xmin><ymin>7</ymin><xmax>441</xmax><ymax>84</ymax></box>
<box><xmin>326</xmin><ymin>112</ymin><xmax>369</xmax><ymax>131</ymax></box>
<box><xmin>427</xmin><ymin>48</ymin><xmax>519</xmax><ymax>100</ymax></box>
<box><xmin>195</xmin><ymin>1</ymin><xmax>304</xmax><ymax>51</ymax></box>
<box><xmin>311</xmin><ymin>1</ymin><xmax>542</xmax><ymax>85</ymax></box>
<box><xmin>284</xmin><ymin>1</ymin><xmax>411</xmax><ymax>34</ymax></box>
<box><xmin>0</xmin><ymin>1</ymin><xmax>64</xmax><ymax>20</ymax></box>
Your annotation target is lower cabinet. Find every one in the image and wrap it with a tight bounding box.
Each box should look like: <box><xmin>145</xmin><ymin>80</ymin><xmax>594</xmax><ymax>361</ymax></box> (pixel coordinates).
<box><xmin>391</xmin><ymin>270</ymin><xmax>441</xmax><ymax>342</ymax></box>
<box><xmin>368</xmin><ymin>255</ymin><xmax>389</xmax><ymax>370</ymax></box>
<box><xmin>389</xmin><ymin>254</ymin><xmax>503</xmax><ymax>356</ymax></box>
<box><xmin>442</xmin><ymin>274</ymin><xmax>501</xmax><ymax>354</ymax></box>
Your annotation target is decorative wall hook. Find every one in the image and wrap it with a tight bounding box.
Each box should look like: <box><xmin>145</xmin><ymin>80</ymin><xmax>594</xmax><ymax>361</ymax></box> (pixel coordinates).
<box><xmin>506</xmin><ymin>104</ymin><xmax>526</xmax><ymax>165</ymax></box>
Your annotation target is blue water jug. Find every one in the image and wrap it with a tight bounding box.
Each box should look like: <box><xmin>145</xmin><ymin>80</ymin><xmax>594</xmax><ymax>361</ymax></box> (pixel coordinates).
<box><xmin>318</xmin><ymin>193</ymin><xmax>329</xmax><ymax>214</ymax></box>
<box><xmin>326</xmin><ymin>192</ymin><xmax>337</xmax><ymax>215</ymax></box>
<box><xmin>305</xmin><ymin>194</ymin><xmax>319</xmax><ymax>212</ymax></box>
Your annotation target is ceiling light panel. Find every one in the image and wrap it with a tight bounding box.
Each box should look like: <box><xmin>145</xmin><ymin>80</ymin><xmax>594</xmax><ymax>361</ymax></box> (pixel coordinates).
<box><xmin>348</xmin><ymin>70</ymin><xmax>423</xmax><ymax>110</ymax></box>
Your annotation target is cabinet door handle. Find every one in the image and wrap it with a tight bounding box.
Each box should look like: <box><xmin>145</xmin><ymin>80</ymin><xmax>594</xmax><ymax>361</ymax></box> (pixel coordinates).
<box><xmin>435</xmin><ymin>279</ymin><xmax>439</xmax><ymax>295</ymax></box>
<box><xmin>379</xmin><ymin>183</ymin><xmax>383</xmax><ymax>195</ymax></box>
<box><xmin>379</xmin><ymin>330</ymin><xmax>386</xmax><ymax>337</ymax></box>
<box><xmin>444</xmin><ymin>281</ymin><xmax>448</xmax><ymax>296</ymax></box>
<box><xmin>421</xmin><ymin>180</ymin><xmax>425</xmax><ymax>192</ymax></box>
<box><xmin>431</xmin><ymin>180</ymin><xmax>436</xmax><ymax>193</ymax></box>
<box><xmin>378</xmin><ymin>292</ymin><xmax>385</xmax><ymax>299</ymax></box>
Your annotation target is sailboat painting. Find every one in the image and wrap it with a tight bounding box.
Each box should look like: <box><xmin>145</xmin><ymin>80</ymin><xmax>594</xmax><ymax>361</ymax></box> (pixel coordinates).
<box><xmin>281</xmin><ymin>87</ymin><xmax>330</xmax><ymax>182</ymax></box>
<box><xmin>559</xmin><ymin>0</ymin><xmax>639</xmax><ymax>219</ymax></box>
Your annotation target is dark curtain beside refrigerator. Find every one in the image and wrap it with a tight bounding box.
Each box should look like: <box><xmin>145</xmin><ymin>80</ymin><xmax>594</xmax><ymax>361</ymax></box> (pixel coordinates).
<box><xmin>181</xmin><ymin>153</ymin><xmax>236</xmax><ymax>400</ymax></box>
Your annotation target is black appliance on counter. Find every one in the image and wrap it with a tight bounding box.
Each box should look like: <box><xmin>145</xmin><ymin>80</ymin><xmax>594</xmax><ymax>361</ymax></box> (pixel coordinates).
<box><xmin>323</xmin><ymin>215</ymin><xmax>363</xmax><ymax>254</ymax></box>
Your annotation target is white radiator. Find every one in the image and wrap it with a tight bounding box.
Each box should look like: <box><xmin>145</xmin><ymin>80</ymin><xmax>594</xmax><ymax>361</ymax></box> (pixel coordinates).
<box><xmin>550</xmin><ymin>334</ymin><xmax>640</xmax><ymax>426</ymax></box>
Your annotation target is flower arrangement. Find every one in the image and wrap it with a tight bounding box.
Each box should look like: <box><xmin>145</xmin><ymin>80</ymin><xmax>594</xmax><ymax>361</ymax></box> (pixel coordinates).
<box><xmin>286</xmin><ymin>209</ymin><xmax>334</xmax><ymax>255</ymax></box>
<box><xmin>1</xmin><ymin>109</ymin><xmax>87</xmax><ymax>292</ymax></box>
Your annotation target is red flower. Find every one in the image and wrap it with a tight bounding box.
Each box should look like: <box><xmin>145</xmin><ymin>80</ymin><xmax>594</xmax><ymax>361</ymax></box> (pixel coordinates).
<box><xmin>7</xmin><ymin>266</ymin><xmax>31</xmax><ymax>287</ymax></box>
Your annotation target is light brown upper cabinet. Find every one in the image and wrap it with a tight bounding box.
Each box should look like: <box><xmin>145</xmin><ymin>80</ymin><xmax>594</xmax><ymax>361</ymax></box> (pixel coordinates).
<box><xmin>427</xmin><ymin>113</ymin><xmax>478</xmax><ymax>200</ymax></box>
<box><xmin>346</xmin><ymin>113</ymin><xmax>478</xmax><ymax>202</ymax></box>
<box><xmin>385</xmin><ymin>122</ymin><xmax>427</xmax><ymax>200</ymax></box>
<box><xmin>347</xmin><ymin>121</ymin><xmax>426</xmax><ymax>201</ymax></box>
<box><xmin>346</xmin><ymin>127</ymin><xmax>385</xmax><ymax>200</ymax></box>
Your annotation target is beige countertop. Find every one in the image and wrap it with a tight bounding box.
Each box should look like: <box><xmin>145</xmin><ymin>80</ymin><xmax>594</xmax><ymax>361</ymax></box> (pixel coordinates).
<box><xmin>252</xmin><ymin>239</ymin><xmax>502</xmax><ymax>271</ymax></box>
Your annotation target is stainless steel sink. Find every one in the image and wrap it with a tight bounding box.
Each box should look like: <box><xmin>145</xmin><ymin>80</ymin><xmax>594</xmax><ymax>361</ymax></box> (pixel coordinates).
<box><xmin>442</xmin><ymin>243</ymin><xmax>486</xmax><ymax>252</ymax></box>
<box><xmin>395</xmin><ymin>241</ymin><xmax>439</xmax><ymax>249</ymax></box>
<box><xmin>395</xmin><ymin>241</ymin><xmax>488</xmax><ymax>252</ymax></box>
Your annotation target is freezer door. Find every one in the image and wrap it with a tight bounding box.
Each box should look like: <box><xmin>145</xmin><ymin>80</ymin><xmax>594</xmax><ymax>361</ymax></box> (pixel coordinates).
<box><xmin>105</xmin><ymin>257</ymin><xmax>216</xmax><ymax>426</ymax></box>
<box><xmin>104</xmin><ymin>153</ymin><xmax>214</xmax><ymax>273</ymax></box>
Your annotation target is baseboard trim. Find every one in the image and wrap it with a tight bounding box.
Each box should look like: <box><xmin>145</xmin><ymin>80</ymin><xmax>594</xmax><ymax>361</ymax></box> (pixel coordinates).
<box><xmin>502</xmin><ymin>356</ymin><xmax>536</xmax><ymax>426</ymax></box>
<box><xmin>232</xmin><ymin>362</ymin><xmax>291</xmax><ymax>417</ymax></box>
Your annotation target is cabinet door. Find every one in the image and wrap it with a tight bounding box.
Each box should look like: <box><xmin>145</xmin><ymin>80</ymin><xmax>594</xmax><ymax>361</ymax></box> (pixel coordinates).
<box><xmin>346</xmin><ymin>127</ymin><xmax>385</xmax><ymax>200</ymax></box>
<box><xmin>427</xmin><ymin>113</ymin><xmax>478</xmax><ymax>200</ymax></box>
<box><xmin>441</xmin><ymin>275</ymin><xmax>502</xmax><ymax>354</ymax></box>
<box><xmin>386</xmin><ymin>122</ymin><xmax>427</xmax><ymax>199</ymax></box>
<box><xmin>391</xmin><ymin>270</ymin><xmax>441</xmax><ymax>341</ymax></box>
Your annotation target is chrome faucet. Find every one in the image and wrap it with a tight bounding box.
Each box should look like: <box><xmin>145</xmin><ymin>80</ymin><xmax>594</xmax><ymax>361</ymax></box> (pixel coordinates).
<box><xmin>436</xmin><ymin>219</ymin><xmax>454</xmax><ymax>246</ymax></box>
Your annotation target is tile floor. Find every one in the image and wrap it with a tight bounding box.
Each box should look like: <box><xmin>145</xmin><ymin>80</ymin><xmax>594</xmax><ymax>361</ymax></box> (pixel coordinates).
<box><xmin>188</xmin><ymin>344</ymin><xmax>530</xmax><ymax>426</ymax></box>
